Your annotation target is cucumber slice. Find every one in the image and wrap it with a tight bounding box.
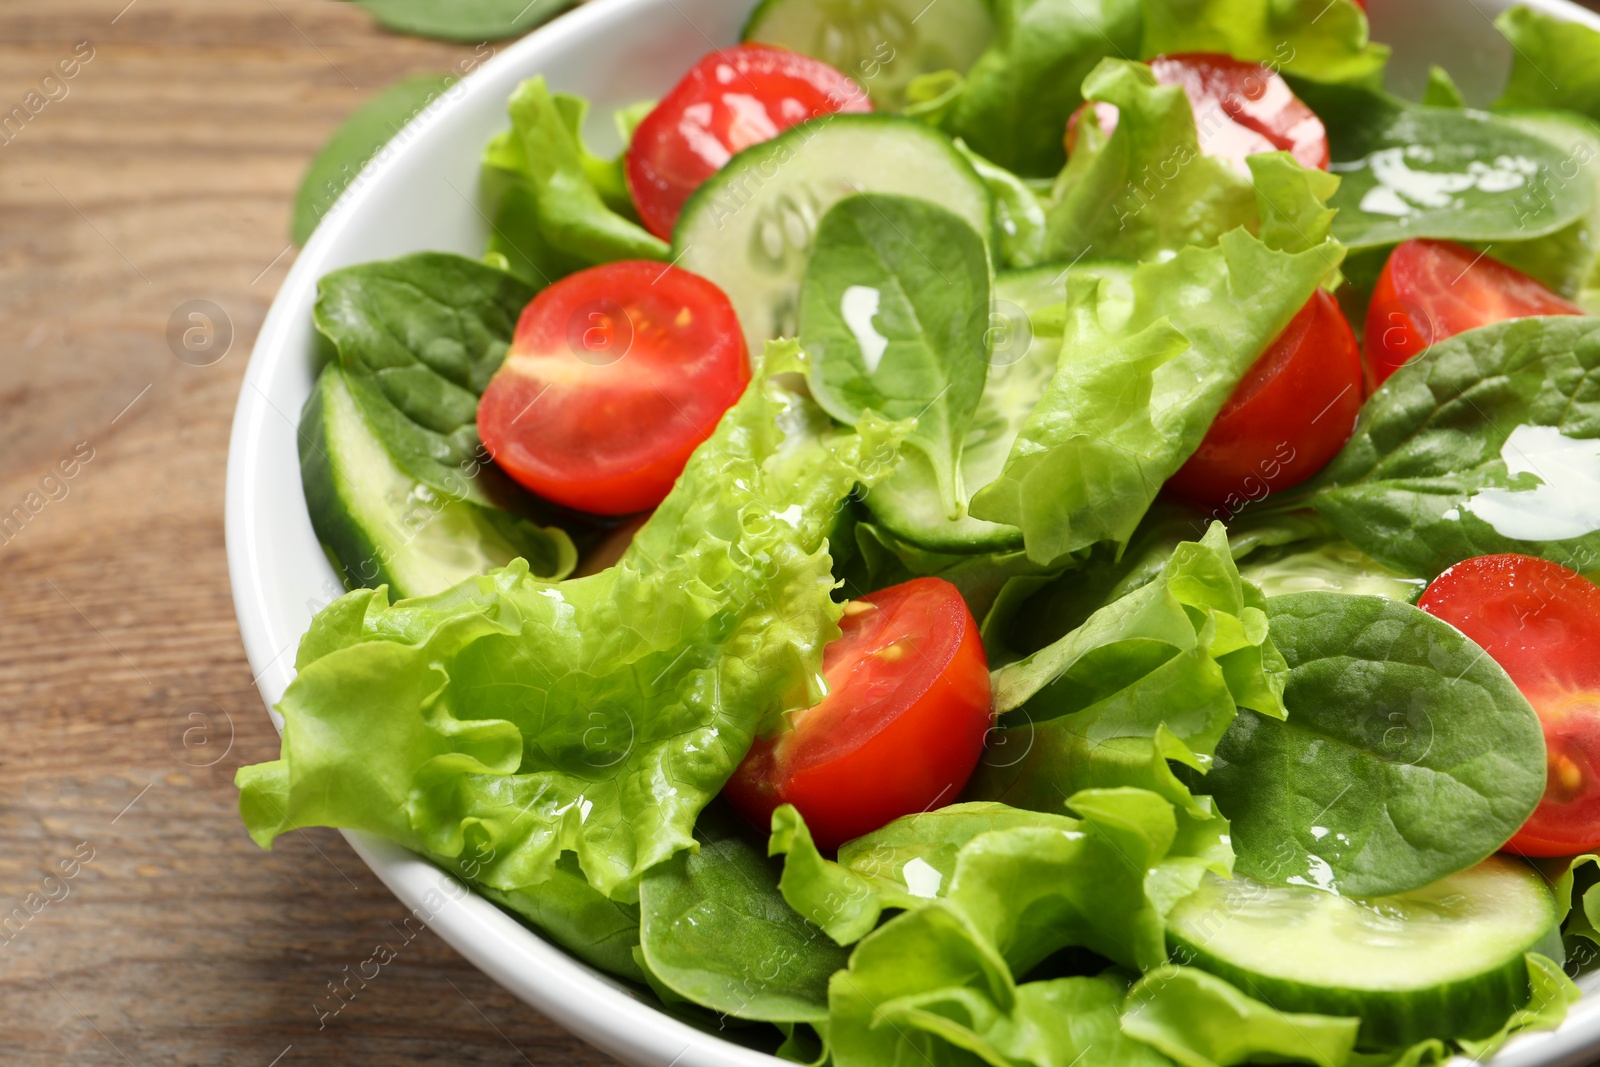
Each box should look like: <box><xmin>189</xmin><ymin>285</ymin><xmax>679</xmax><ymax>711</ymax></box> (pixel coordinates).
<box><xmin>742</xmin><ymin>0</ymin><xmax>993</xmax><ymax>111</ymax></box>
<box><xmin>673</xmin><ymin>114</ymin><xmax>992</xmax><ymax>353</ymax></box>
<box><xmin>1167</xmin><ymin>857</ymin><xmax>1564</xmax><ymax>1048</ymax></box>
<box><xmin>300</xmin><ymin>364</ymin><xmax>575</xmax><ymax>600</ymax></box>
<box><xmin>865</xmin><ymin>261</ymin><xmax>1135</xmax><ymax>553</ymax></box>
<box><xmin>1236</xmin><ymin>539</ymin><xmax>1427</xmax><ymax>602</ymax></box>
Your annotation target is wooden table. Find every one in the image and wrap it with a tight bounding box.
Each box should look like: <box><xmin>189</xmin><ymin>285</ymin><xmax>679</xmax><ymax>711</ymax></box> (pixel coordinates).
<box><xmin>0</xmin><ymin>2</ymin><xmax>616</xmax><ymax>1062</ymax></box>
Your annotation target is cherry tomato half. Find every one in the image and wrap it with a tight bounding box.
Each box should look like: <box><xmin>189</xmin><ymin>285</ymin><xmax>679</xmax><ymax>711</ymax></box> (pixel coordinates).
<box><xmin>723</xmin><ymin>577</ymin><xmax>993</xmax><ymax>849</ymax></box>
<box><xmin>1066</xmin><ymin>53</ymin><xmax>1330</xmax><ymax>174</ymax></box>
<box><xmin>1363</xmin><ymin>239</ymin><xmax>1582</xmax><ymax>390</ymax></box>
<box><xmin>1166</xmin><ymin>289</ymin><xmax>1364</xmax><ymax>511</ymax></box>
<box><xmin>1418</xmin><ymin>555</ymin><xmax>1600</xmax><ymax>857</ymax></box>
<box><xmin>476</xmin><ymin>260</ymin><xmax>749</xmax><ymax>516</ymax></box>
<box><xmin>625</xmin><ymin>44</ymin><xmax>871</xmax><ymax>240</ymax></box>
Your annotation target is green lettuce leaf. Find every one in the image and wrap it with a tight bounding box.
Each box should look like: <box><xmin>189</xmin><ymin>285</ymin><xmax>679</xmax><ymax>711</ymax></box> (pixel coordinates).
<box><xmin>1494</xmin><ymin>7</ymin><xmax>1600</xmax><ymax>119</ymax></box>
<box><xmin>969</xmin><ymin>523</ymin><xmax>1286</xmax><ymax>818</ymax></box>
<box><xmin>482</xmin><ymin>76</ymin><xmax>666</xmax><ymax>283</ymax></box>
<box><xmin>1122</xmin><ymin>965</ymin><xmax>1360</xmax><ymax>1067</ymax></box>
<box><xmin>237</xmin><ymin>341</ymin><xmax>907</xmax><ymax>901</ymax></box>
<box><xmin>944</xmin><ymin>0</ymin><xmax>1143</xmax><ymax>177</ymax></box>
<box><xmin>1138</xmin><ymin>0</ymin><xmax>1387</xmax><ymax>87</ymax></box>
<box><xmin>826</xmin><ymin>786</ymin><xmax>1232</xmax><ymax>1066</ymax></box>
<box><xmin>969</xmin><ymin>229</ymin><xmax>1342</xmax><ymax>564</ymax></box>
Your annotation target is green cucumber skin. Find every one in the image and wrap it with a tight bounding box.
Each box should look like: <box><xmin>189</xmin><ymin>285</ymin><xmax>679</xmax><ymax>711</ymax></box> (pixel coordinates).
<box><xmin>299</xmin><ymin>366</ymin><xmax>404</xmax><ymax>596</ymax></box>
<box><xmin>1168</xmin><ymin>913</ymin><xmax>1563</xmax><ymax>1048</ymax></box>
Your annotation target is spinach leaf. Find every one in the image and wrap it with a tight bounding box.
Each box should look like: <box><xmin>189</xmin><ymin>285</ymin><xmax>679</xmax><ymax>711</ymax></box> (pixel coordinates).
<box><xmin>354</xmin><ymin>0</ymin><xmax>574</xmax><ymax>42</ymax></box>
<box><xmin>969</xmin><ymin>523</ymin><xmax>1287</xmax><ymax>814</ymax></box>
<box><xmin>801</xmin><ymin>194</ymin><xmax>992</xmax><ymax>518</ymax></box>
<box><xmin>970</xmin><ymin>229</ymin><xmax>1340</xmax><ymax>564</ymax></box>
<box><xmin>944</xmin><ymin>0</ymin><xmax>1143</xmax><ymax>177</ymax></box>
<box><xmin>313</xmin><ymin>252</ymin><xmax>534</xmax><ymax>510</ymax></box>
<box><xmin>1490</xmin><ymin>110</ymin><xmax>1600</xmax><ymax>307</ymax></box>
<box><xmin>638</xmin><ymin>805</ymin><xmax>846</xmax><ymax>1023</ymax></box>
<box><xmin>476</xmin><ymin>855</ymin><xmax>644</xmax><ymax>982</ymax></box>
<box><xmin>842</xmin><ymin>521</ymin><xmax>1056</xmax><ymax>624</ymax></box>
<box><xmin>1201</xmin><ymin>592</ymin><xmax>1547</xmax><ymax>897</ymax></box>
<box><xmin>293</xmin><ymin>74</ymin><xmax>454</xmax><ymax>246</ymax></box>
<box><xmin>1299</xmin><ymin>83</ymin><xmax>1594</xmax><ymax>250</ymax></box>
<box><xmin>1138</xmin><ymin>0</ymin><xmax>1387</xmax><ymax>88</ymax></box>
<box><xmin>1302</xmin><ymin>315</ymin><xmax>1600</xmax><ymax>577</ymax></box>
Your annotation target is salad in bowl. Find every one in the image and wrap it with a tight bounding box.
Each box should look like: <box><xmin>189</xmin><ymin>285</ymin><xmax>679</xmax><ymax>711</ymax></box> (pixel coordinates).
<box><xmin>234</xmin><ymin>0</ymin><xmax>1600</xmax><ymax>1063</ymax></box>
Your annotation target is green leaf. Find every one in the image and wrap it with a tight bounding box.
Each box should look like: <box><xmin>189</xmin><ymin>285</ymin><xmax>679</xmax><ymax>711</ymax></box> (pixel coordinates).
<box><xmin>1138</xmin><ymin>0</ymin><xmax>1387</xmax><ymax>88</ymax></box>
<box><xmin>769</xmin><ymin>802</ymin><xmax>1080</xmax><ymax>946</ymax></box>
<box><xmin>354</xmin><ymin>0</ymin><xmax>575</xmax><ymax>42</ymax></box>
<box><xmin>970</xmin><ymin>523</ymin><xmax>1286</xmax><ymax>816</ymax></box>
<box><xmin>1042</xmin><ymin>59</ymin><xmax>1258</xmax><ymax>263</ymax></box>
<box><xmin>825</xmin><ymin>787</ymin><xmax>1232</xmax><ymax>1065</ymax></box>
<box><xmin>313</xmin><ymin>252</ymin><xmax>532</xmax><ymax>510</ymax></box>
<box><xmin>1422</xmin><ymin>66</ymin><xmax>1466</xmax><ymax>109</ymax></box>
<box><xmin>1490</xmin><ymin>109</ymin><xmax>1600</xmax><ymax>307</ymax></box>
<box><xmin>1305</xmin><ymin>315</ymin><xmax>1600</xmax><ymax>577</ymax></box>
<box><xmin>944</xmin><ymin>0</ymin><xmax>1144</xmax><ymax>177</ymax></box>
<box><xmin>1122</xmin><ymin>965</ymin><xmax>1360</xmax><ymax>1067</ymax></box>
<box><xmin>957</xmin><ymin>141</ymin><xmax>1048</xmax><ymax>269</ymax></box>
<box><xmin>1203</xmin><ymin>592</ymin><xmax>1547</xmax><ymax>896</ymax></box>
<box><xmin>1493</xmin><ymin>7</ymin><xmax>1600</xmax><ymax>119</ymax></box>
<box><xmin>840</xmin><ymin>521</ymin><xmax>1057</xmax><ymax>624</ymax></box>
<box><xmin>293</xmin><ymin>73</ymin><xmax>454</xmax><ymax>246</ymax></box>
<box><xmin>1249</xmin><ymin>152</ymin><xmax>1340</xmax><ymax>253</ymax></box>
<box><xmin>475</xmin><ymin>854</ymin><xmax>644</xmax><ymax>982</ymax></box>
<box><xmin>236</xmin><ymin>341</ymin><xmax>909</xmax><ymax>901</ymax></box>
<box><xmin>637</xmin><ymin>805</ymin><xmax>847</xmax><ymax>1023</ymax></box>
<box><xmin>1306</xmin><ymin>85</ymin><xmax>1594</xmax><ymax>250</ymax></box>
<box><xmin>970</xmin><ymin>229</ymin><xmax>1342</xmax><ymax>564</ymax></box>
<box><xmin>489</xmin><ymin>77</ymin><xmax>667</xmax><ymax>275</ymax></box>
<box><xmin>801</xmin><ymin>193</ymin><xmax>993</xmax><ymax>518</ymax></box>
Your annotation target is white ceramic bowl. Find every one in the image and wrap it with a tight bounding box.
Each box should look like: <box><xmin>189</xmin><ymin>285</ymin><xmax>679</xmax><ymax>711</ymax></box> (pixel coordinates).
<box><xmin>228</xmin><ymin>1</ymin><xmax>1600</xmax><ymax>1063</ymax></box>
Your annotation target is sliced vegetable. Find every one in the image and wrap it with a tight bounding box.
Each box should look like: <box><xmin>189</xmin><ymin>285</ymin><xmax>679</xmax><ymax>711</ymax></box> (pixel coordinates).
<box><xmin>723</xmin><ymin>577</ymin><xmax>992</xmax><ymax>850</ymax></box>
<box><xmin>800</xmin><ymin>194</ymin><xmax>991</xmax><ymax>520</ymax></box>
<box><xmin>1166</xmin><ymin>289</ymin><xmax>1364</xmax><ymax>511</ymax></box>
<box><xmin>1166</xmin><ymin>859</ymin><xmax>1564</xmax><ymax>1047</ymax></box>
<box><xmin>1203</xmin><ymin>592</ymin><xmax>1547</xmax><ymax>897</ymax></box>
<box><xmin>1236</xmin><ymin>539</ymin><xmax>1423</xmax><ymax>601</ymax></box>
<box><xmin>1418</xmin><ymin>554</ymin><xmax>1600</xmax><ymax>857</ymax></box>
<box><xmin>1363</xmin><ymin>239</ymin><xmax>1581</xmax><ymax>388</ymax></box>
<box><xmin>625</xmin><ymin>45</ymin><xmax>871</xmax><ymax>240</ymax></box>
<box><xmin>674</xmin><ymin>114</ymin><xmax>992</xmax><ymax>351</ymax></box>
<box><xmin>300</xmin><ymin>365</ymin><xmax>575</xmax><ymax>599</ymax></box>
<box><xmin>477</xmin><ymin>260</ymin><xmax>749</xmax><ymax>515</ymax></box>
<box><xmin>742</xmin><ymin>0</ymin><xmax>994</xmax><ymax>110</ymax></box>
<box><xmin>1067</xmin><ymin>53</ymin><xmax>1330</xmax><ymax>173</ymax></box>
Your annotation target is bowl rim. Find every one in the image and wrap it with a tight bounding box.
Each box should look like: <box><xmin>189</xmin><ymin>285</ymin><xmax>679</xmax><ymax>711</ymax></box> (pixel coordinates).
<box><xmin>226</xmin><ymin>0</ymin><xmax>1600</xmax><ymax>1063</ymax></box>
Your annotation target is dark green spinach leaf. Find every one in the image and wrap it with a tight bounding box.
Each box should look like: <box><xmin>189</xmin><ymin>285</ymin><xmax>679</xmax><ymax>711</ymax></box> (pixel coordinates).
<box><xmin>801</xmin><ymin>193</ymin><xmax>992</xmax><ymax>519</ymax></box>
<box><xmin>1202</xmin><ymin>592</ymin><xmax>1547</xmax><ymax>897</ymax></box>
<box><xmin>638</xmin><ymin>805</ymin><xmax>847</xmax><ymax>1024</ymax></box>
<box><xmin>293</xmin><ymin>74</ymin><xmax>454</xmax><ymax>246</ymax></box>
<box><xmin>1303</xmin><ymin>315</ymin><xmax>1600</xmax><ymax>578</ymax></box>
<box><xmin>313</xmin><ymin>251</ymin><xmax>532</xmax><ymax>510</ymax></box>
<box><xmin>354</xmin><ymin>0</ymin><xmax>574</xmax><ymax>42</ymax></box>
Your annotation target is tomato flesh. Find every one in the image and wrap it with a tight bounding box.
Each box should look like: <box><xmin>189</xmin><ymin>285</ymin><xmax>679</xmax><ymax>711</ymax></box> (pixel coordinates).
<box><xmin>476</xmin><ymin>260</ymin><xmax>749</xmax><ymax>515</ymax></box>
<box><xmin>1418</xmin><ymin>554</ymin><xmax>1600</xmax><ymax>857</ymax></box>
<box><xmin>1166</xmin><ymin>289</ymin><xmax>1364</xmax><ymax>511</ymax></box>
<box><xmin>723</xmin><ymin>577</ymin><xmax>993</xmax><ymax>849</ymax></box>
<box><xmin>625</xmin><ymin>44</ymin><xmax>871</xmax><ymax>240</ymax></box>
<box><xmin>1066</xmin><ymin>53</ymin><xmax>1330</xmax><ymax>173</ymax></box>
<box><xmin>1363</xmin><ymin>239</ymin><xmax>1582</xmax><ymax>390</ymax></box>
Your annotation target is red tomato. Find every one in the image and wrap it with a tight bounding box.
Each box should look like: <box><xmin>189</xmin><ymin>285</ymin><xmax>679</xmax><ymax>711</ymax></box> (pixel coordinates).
<box><xmin>723</xmin><ymin>577</ymin><xmax>993</xmax><ymax>849</ymax></box>
<box><xmin>477</xmin><ymin>260</ymin><xmax>749</xmax><ymax>516</ymax></box>
<box><xmin>1418</xmin><ymin>555</ymin><xmax>1600</xmax><ymax>857</ymax></box>
<box><xmin>625</xmin><ymin>44</ymin><xmax>871</xmax><ymax>240</ymax></box>
<box><xmin>1066</xmin><ymin>53</ymin><xmax>1329</xmax><ymax>173</ymax></box>
<box><xmin>1166</xmin><ymin>290</ymin><xmax>1364</xmax><ymax>511</ymax></box>
<box><xmin>1363</xmin><ymin>239</ymin><xmax>1582</xmax><ymax>390</ymax></box>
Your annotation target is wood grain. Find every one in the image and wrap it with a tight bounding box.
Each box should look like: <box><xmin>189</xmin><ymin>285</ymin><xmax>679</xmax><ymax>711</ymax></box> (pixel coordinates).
<box><xmin>0</xmin><ymin>2</ymin><xmax>616</xmax><ymax>1062</ymax></box>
